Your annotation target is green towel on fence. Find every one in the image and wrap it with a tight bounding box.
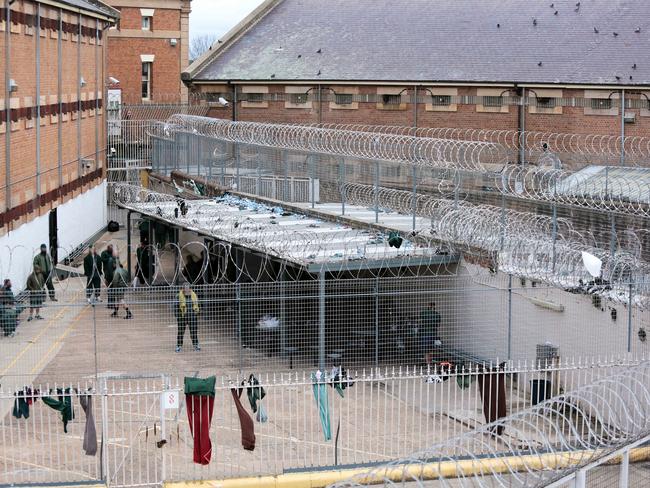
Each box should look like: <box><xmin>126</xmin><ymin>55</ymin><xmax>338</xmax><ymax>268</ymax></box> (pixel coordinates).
<box><xmin>184</xmin><ymin>376</ymin><xmax>216</xmax><ymax>397</ymax></box>
<box><xmin>311</xmin><ymin>372</ymin><xmax>331</xmax><ymax>441</ymax></box>
<box><xmin>42</xmin><ymin>389</ymin><xmax>74</xmax><ymax>433</ymax></box>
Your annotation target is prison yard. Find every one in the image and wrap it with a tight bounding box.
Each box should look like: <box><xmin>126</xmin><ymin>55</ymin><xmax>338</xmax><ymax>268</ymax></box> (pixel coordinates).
<box><xmin>3</xmin><ymin>0</ymin><xmax>650</xmax><ymax>487</ymax></box>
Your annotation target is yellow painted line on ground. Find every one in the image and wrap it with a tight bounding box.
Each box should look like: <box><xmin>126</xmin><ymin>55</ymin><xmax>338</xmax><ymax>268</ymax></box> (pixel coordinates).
<box><xmin>0</xmin><ymin>454</ymin><xmax>96</xmax><ymax>480</ymax></box>
<box><xmin>30</xmin><ymin>307</ymin><xmax>89</xmax><ymax>374</ymax></box>
<box><xmin>0</xmin><ymin>306</ymin><xmax>72</xmax><ymax>376</ymax></box>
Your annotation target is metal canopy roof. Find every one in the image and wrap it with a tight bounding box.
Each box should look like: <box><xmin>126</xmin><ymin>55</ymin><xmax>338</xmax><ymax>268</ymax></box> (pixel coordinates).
<box><xmin>114</xmin><ymin>186</ymin><xmax>457</xmax><ymax>273</ymax></box>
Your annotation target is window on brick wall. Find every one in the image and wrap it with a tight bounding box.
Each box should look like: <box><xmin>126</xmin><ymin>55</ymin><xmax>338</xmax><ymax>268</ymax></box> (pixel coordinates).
<box><xmin>290</xmin><ymin>93</ymin><xmax>308</xmax><ymax>104</ymax></box>
<box><xmin>142</xmin><ymin>16</ymin><xmax>152</xmax><ymax>30</ymax></box>
<box><xmin>141</xmin><ymin>62</ymin><xmax>152</xmax><ymax>100</ymax></box>
<box><xmin>381</xmin><ymin>94</ymin><xmax>402</xmax><ymax>105</ymax></box>
<box><xmin>431</xmin><ymin>95</ymin><xmax>452</xmax><ymax>106</ymax></box>
<box><xmin>246</xmin><ymin>93</ymin><xmax>264</xmax><ymax>103</ymax></box>
<box><xmin>536</xmin><ymin>97</ymin><xmax>556</xmax><ymax>109</ymax></box>
<box><xmin>335</xmin><ymin>93</ymin><xmax>353</xmax><ymax>105</ymax></box>
<box><xmin>483</xmin><ymin>96</ymin><xmax>503</xmax><ymax>107</ymax></box>
<box><xmin>591</xmin><ymin>98</ymin><xmax>612</xmax><ymax>110</ymax></box>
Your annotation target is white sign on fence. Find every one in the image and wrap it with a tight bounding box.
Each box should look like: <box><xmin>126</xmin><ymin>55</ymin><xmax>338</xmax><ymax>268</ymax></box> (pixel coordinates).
<box><xmin>161</xmin><ymin>390</ymin><xmax>180</xmax><ymax>410</ymax></box>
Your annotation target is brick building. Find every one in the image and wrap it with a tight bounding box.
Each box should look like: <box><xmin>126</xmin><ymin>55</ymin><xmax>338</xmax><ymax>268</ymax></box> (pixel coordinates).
<box><xmin>183</xmin><ymin>0</ymin><xmax>650</xmax><ymax>141</ymax></box>
<box><xmin>105</xmin><ymin>0</ymin><xmax>191</xmax><ymax>104</ymax></box>
<box><xmin>0</xmin><ymin>0</ymin><xmax>118</xmax><ymax>287</ymax></box>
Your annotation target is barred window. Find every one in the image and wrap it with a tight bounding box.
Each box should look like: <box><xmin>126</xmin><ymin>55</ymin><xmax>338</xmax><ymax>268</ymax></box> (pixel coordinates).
<box><xmin>335</xmin><ymin>93</ymin><xmax>353</xmax><ymax>105</ymax></box>
<box><xmin>483</xmin><ymin>96</ymin><xmax>502</xmax><ymax>107</ymax></box>
<box><xmin>537</xmin><ymin>97</ymin><xmax>556</xmax><ymax>108</ymax></box>
<box><xmin>591</xmin><ymin>98</ymin><xmax>612</xmax><ymax>110</ymax></box>
<box><xmin>246</xmin><ymin>93</ymin><xmax>265</xmax><ymax>103</ymax></box>
<box><xmin>431</xmin><ymin>95</ymin><xmax>451</xmax><ymax>106</ymax></box>
<box><xmin>381</xmin><ymin>94</ymin><xmax>402</xmax><ymax>105</ymax></box>
<box><xmin>290</xmin><ymin>93</ymin><xmax>308</xmax><ymax>104</ymax></box>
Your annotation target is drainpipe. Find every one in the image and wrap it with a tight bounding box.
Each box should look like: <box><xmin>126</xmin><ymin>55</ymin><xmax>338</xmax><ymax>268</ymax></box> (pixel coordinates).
<box><xmin>517</xmin><ymin>85</ymin><xmax>525</xmax><ymax>164</ymax></box>
<box><xmin>413</xmin><ymin>85</ymin><xmax>418</xmax><ymax>129</ymax></box>
<box><xmin>4</xmin><ymin>0</ymin><xmax>11</xmax><ymax>214</ymax></box>
<box><xmin>620</xmin><ymin>89</ymin><xmax>625</xmax><ymax>165</ymax></box>
<box><xmin>228</xmin><ymin>82</ymin><xmax>237</xmax><ymax>121</ymax></box>
<box><xmin>318</xmin><ymin>84</ymin><xmax>323</xmax><ymax>125</ymax></box>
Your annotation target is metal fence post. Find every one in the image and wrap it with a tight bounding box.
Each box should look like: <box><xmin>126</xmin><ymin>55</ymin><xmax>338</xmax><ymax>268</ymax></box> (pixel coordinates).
<box><xmin>627</xmin><ymin>282</ymin><xmax>633</xmax><ymax>353</ymax></box>
<box><xmin>411</xmin><ymin>166</ymin><xmax>417</xmax><ymax>231</ymax></box>
<box><xmin>319</xmin><ymin>269</ymin><xmax>326</xmax><ymax>370</ymax></box>
<box><xmin>507</xmin><ymin>274</ymin><xmax>513</xmax><ymax>360</ymax></box>
<box><xmin>374</xmin><ymin>277</ymin><xmax>379</xmax><ymax>366</ymax></box>
<box><xmin>574</xmin><ymin>469</ymin><xmax>586</xmax><ymax>488</ymax></box>
<box><xmin>374</xmin><ymin>160</ymin><xmax>380</xmax><ymax>224</ymax></box>
<box><xmin>310</xmin><ymin>154</ymin><xmax>316</xmax><ymax>208</ymax></box>
<box><xmin>100</xmin><ymin>377</ymin><xmax>110</xmax><ymax>484</ymax></box>
<box><xmin>340</xmin><ymin>158</ymin><xmax>346</xmax><ymax>216</ymax></box>
<box><xmin>619</xmin><ymin>448</ymin><xmax>630</xmax><ymax>488</ymax></box>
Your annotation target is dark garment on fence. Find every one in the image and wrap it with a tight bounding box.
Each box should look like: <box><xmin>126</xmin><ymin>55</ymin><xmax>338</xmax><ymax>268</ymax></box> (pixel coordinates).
<box><xmin>477</xmin><ymin>371</ymin><xmax>507</xmax><ymax>436</ymax></box>
<box><xmin>230</xmin><ymin>388</ymin><xmax>255</xmax><ymax>451</ymax></box>
<box><xmin>244</xmin><ymin>374</ymin><xmax>265</xmax><ymax>413</ymax></box>
<box><xmin>42</xmin><ymin>388</ymin><xmax>74</xmax><ymax>433</ymax></box>
<box><xmin>12</xmin><ymin>396</ymin><xmax>29</xmax><ymax>419</ymax></box>
<box><xmin>79</xmin><ymin>395</ymin><xmax>97</xmax><ymax>456</ymax></box>
<box><xmin>184</xmin><ymin>376</ymin><xmax>215</xmax><ymax>465</ymax></box>
<box><xmin>177</xmin><ymin>313</ymin><xmax>199</xmax><ymax>348</ymax></box>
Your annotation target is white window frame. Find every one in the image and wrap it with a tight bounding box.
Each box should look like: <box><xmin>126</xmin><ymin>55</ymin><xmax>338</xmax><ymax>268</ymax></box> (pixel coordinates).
<box><xmin>141</xmin><ymin>62</ymin><xmax>152</xmax><ymax>101</ymax></box>
<box><xmin>141</xmin><ymin>16</ymin><xmax>152</xmax><ymax>31</ymax></box>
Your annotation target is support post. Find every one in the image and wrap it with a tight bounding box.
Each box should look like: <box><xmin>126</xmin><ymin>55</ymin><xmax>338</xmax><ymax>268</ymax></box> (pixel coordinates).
<box><xmin>235</xmin><ymin>248</ymin><xmax>243</xmax><ymax>372</ymax></box>
<box><xmin>126</xmin><ymin>211</ymin><xmax>132</xmax><ymax>278</ymax></box>
<box><xmin>627</xmin><ymin>282</ymin><xmax>633</xmax><ymax>353</ymax></box>
<box><xmin>574</xmin><ymin>469</ymin><xmax>586</xmax><ymax>488</ymax></box>
<box><xmin>35</xmin><ymin>5</ymin><xmax>41</xmax><ymax>198</ymax></box>
<box><xmin>340</xmin><ymin>158</ymin><xmax>346</xmax><ymax>216</ymax></box>
<box><xmin>280</xmin><ymin>270</ymin><xmax>286</xmax><ymax>357</ymax></box>
<box><xmin>619</xmin><ymin>448</ymin><xmax>630</xmax><ymax>488</ymax></box>
<box><xmin>507</xmin><ymin>274</ymin><xmax>513</xmax><ymax>360</ymax></box>
<box><xmin>374</xmin><ymin>276</ymin><xmax>379</xmax><ymax>367</ymax></box>
<box><xmin>318</xmin><ymin>270</ymin><xmax>326</xmax><ymax>371</ymax></box>
<box><xmin>310</xmin><ymin>154</ymin><xmax>316</xmax><ymax>209</ymax></box>
<box><xmin>100</xmin><ymin>377</ymin><xmax>110</xmax><ymax>483</ymax></box>
<box><xmin>620</xmin><ymin>89</ymin><xmax>625</xmax><ymax>166</ymax></box>
<box><xmin>411</xmin><ymin>165</ymin><xmax>417</xmax><ymax>232</ymax></box>
<box><xmin>610</xmin><ymin>213</ymin><xmax>617</xmax><ymax>259</ymax></box>
<box><xmin>4</xmin><ymin>1</ymin><xmax>12</xmax><ymax>212</ymax></box>
<box><xmin>374</xmin><ymin>160</ymin><xmax>380</xmax><ymax>224</ymax></box>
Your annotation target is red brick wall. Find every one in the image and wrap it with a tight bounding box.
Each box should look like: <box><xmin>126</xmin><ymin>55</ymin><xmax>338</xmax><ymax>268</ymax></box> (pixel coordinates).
<box><xmin>196</xmin><ymin>84</ymin><xmax>650</xmax><ymax>139</ymax></box>
<box><xmin>0</xmin><ymin>0</ymin><xmax>109</xmax><ymax>232</ymax></box>
<box><xmin>106</xmin><ymin>5</ymin><xmax>183</xmax><ymax>103</ymax></box>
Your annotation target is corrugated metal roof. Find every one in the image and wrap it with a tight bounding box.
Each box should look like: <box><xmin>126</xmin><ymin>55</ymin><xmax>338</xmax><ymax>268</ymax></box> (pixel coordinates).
<box><xmin>57</xmin><ymin>0</ymin><xmax>118</xmax><ymax>18</ymax></box>
<box><xmin>555</xmin><ymin>166</ymin><xmax>650</xmax><ymax>203</ymax></box>
<box><xmin>192</xmin><ymin>0</ymin><xmax>650</xmax><ymax>86</ymax></box>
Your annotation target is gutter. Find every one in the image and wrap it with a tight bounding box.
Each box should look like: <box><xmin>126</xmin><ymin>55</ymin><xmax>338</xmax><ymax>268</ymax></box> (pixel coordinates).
<box><xmin>163</xmin><ymin>447</ymin><xmax>650</xmax><ymax>488</ymax></box>
<box><xmin>36</xmin><ymin>0</ymin><xmax>118</xmax><ymax>22</ymax></box>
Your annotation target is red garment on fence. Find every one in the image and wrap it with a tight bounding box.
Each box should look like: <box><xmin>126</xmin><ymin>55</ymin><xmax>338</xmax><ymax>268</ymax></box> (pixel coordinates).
<box><xmin>185</xmin><ymin>394</ymin><xmax>215</xmax><ymax>464</ymax></box>
<box><xmin>230</xmin><ymin>388</ymin><xmax>255</xmax><ymax>451</ymax></box>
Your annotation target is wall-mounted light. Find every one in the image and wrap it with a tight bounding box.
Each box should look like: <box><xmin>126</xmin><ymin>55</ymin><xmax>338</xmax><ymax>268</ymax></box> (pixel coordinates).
<box><xmin>170</xmin><ymin>38</ymin><xmax>177</xmax><ymax>47</ymax></box>
<box><xmin>80</xmin><ymin>77</ymin><xmax>87</xmax><ymax>88</ymax></box>
<box><xmin>8</xmin><ymin>79</ymin><xmax>18</xmax><ymax>92</ymax></box>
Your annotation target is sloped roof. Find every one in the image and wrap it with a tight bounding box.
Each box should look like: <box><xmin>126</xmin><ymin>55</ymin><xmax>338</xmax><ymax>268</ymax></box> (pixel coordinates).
<box><xmin>59</xmin><ymin>0</ymin><xmax>118</xmax><ymax>19</ymax></box>
<box><xmin>188</xmin><ymin>0</ymin><xmax>650</xmax><ymax>86</ymax></box>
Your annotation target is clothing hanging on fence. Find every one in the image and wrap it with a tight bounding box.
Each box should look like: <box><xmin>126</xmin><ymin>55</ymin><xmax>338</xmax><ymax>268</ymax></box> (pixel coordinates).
<box><xmin>42</xmin><ymin>388</ymin><xmax>74</xmax><ymax>433</ymax></box>
<box><xmin>12</xmin><ymin>388</ymin><xmax>37</xmax><ymax>419</ymax></box>
<box><xmin>311</xmin><ymin>371</ymin><xmax>331</xmax><ymax>441</ymax></box>
<box><xmin>230</xmin><ymin>387</ymin><xmax>256</xmax><ymax>451</ymax></box>
<box><xmin>330</xmin><ymin>366</ymin><xmax>354</xmax><ymax>398</ymax></box>
<box><xmin>477</xmin><ymin>369</ymin><xmax>507</xmax><ymax>436</ymax></box>
<box><xmin>184</xmin><ymin>376</ymin><xmax>215</xmax><ymax>465</ymax></box>
<box><xmin>79</xmin><ymin>395</ymin><xmax>97</xmax><ymax>456</ymax></box>
<box><xmin>244</xmin><ymin>374</ymin><xmax>268</xmax><ymax>423</ymax></box>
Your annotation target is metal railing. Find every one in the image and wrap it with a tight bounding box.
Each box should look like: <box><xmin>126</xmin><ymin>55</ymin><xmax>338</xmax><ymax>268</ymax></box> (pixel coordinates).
<box><xmin>0</xmin><ymin>358</ymin><xmax>644</xmax><ymax>487</ymax></box>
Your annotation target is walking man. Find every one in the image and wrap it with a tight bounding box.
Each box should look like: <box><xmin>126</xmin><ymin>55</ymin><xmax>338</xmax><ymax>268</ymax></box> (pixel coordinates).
<box><xmin>110</xmin><ymin>258</ymin><xmax>133</xmax><ymax>319</ymax></box>
<box><xmin>83</xmin><ymin>246</ymin><xmax>102</xmax><ymax>303</ymax></box>
<box><xmin>176</xmin><ymin>282</ymin><xmax>200</xmax><ymax>352</ymax></box>
<box><xmin>26</xmin><ymin>265</ymin><xmax>46</xmax><ymax>321</ymax></box>
<box><xmin>33</xmin><ymin>244</ymin><xmax>57</xmax><ymax>302</ymax></box>
<box><xmin>101</xmin><ymin>245</ymin><xmax>116</xmax><ymax>307</ymax></box>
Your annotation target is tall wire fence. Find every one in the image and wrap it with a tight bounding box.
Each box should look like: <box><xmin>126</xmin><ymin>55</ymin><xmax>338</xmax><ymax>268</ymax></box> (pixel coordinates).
<box><xmin>0</xmin><ymin>358</ymin><xmax>644</xmax><ymax>487</ymax></box>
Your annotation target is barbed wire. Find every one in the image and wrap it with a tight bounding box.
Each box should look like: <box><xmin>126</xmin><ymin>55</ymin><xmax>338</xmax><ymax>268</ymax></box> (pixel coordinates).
<box><xmin>332</xmin><ymin>361</ymin><xmax>650</xmax><ymax>487</ymax></box>
<box><xmin>340</xmin><ymin>183</ymin><xmax>650</xmax><ymax>306</ymax></box>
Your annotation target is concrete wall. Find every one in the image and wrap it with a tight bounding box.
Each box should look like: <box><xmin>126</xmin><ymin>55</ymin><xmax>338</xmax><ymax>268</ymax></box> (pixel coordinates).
<box><xmin>0</xmin><ymin>182</ymin><xmax>107</xmax><ymax>291</ymax></box>
<box><xmin>449</xmin><ymin>264</ymin><xmax>650</xmax><ymax>363</ymax></box>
